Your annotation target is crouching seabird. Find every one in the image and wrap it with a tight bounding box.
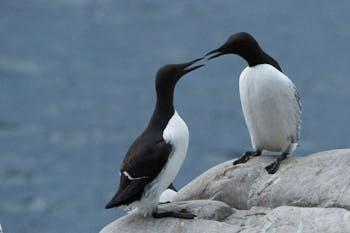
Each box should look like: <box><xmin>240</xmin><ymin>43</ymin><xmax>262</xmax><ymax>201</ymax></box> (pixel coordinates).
<box><xmin>206</xmin><ymin>32</ymin><xmax>301</xmax><ymax>174</ymax></box>
<box><xmin>105</xmin><ymin>58</ymin><xmax>204</xmax><ymax>219</ymax></box>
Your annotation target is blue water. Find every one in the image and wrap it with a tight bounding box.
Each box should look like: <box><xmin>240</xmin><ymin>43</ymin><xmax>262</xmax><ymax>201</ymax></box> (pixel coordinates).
<box><xmin>1</xmin><ymin>0</ymin><xmax>350</xmax><ymax>232</ymax></box>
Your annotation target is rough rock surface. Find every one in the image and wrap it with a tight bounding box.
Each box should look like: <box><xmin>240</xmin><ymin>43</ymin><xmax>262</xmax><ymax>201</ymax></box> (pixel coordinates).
<box><xmin>174</xmin><ymin>149</ymin><xmax>350</xmax><ymax>210</ymax></box>
<box><xmin>100</xmin><ymin>202</ymin><xmax>350</xmax><ymax>233</ymax></box>
<box><xmin>100</xmin><ymin>149</ymin><xmax>350</xmax><ymax>233</ymax></box>
<box><xmin>158</xmin><ymin>200</ymin><xmax>234</xmax><ymax>221</ymax></box>
<box><xmin>100</xmin><ymin>200</ymin><xmax>239</xmax><ymax>233</ymax></box>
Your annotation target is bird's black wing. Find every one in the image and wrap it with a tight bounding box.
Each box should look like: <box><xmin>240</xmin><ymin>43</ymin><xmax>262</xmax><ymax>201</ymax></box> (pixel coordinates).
<box><xmin>105</xmin><ymin>137</ymin><xmax>172</xmax><ymax>208</ymax></box>
<box><xmin>105</xmin><ymin>176</ymin><xmax>150</xmax><ymax>209</ymax></box>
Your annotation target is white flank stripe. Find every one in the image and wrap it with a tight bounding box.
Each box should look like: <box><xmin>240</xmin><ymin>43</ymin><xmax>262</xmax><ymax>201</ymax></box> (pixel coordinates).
<box><xmin>123</xmin><ymin>171</ymin><xmax>147</xmax><ymax>180</ymax></box>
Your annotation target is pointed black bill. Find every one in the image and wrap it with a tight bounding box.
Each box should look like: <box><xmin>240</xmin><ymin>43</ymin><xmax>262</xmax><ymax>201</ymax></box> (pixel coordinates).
<box><xmin>181</xmin><ymin>57</ymin><xmax>205</xmax><ymax>75</ymax></box>
<box><xmin>205</xmin><ymin>48</ymin><xmax>227</xmax><ymax>60</ymax></box>
<box><xmin>205</xmin><ymin>41</ymin><xmax>230</xmax><ymax>60</ymax></box>
<box><xmin>205</xmin><ymin>49</ymin><xmax>219</xmax><ymax>57</ymax></box>
<box><xmin>183</xmin><ymin>64</ymin><xmax>205</xmax><ymax>74</ymax></box>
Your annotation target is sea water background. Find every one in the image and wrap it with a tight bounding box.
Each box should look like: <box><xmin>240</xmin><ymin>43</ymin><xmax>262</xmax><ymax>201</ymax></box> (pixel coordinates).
<box><xmin>1</xmin><ymin>0</ymin><xmax>350</xmax><ymax>232</ymax></box>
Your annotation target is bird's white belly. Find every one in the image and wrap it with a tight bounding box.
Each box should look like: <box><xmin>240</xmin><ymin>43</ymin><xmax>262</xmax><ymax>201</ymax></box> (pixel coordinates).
<box><xmin>134</xmin><ymin>111</ymin><xmax>189</xmax><ymax>215</ymax></box>
<box><xmin>239</xmin><ymin>65</ymin><xmax>299</xmax><ymax>152</ymax></box>
<box><xmin>244</xmin><ymin>99</ymin><xmax>289</xmax><ymax>152</ymax></box>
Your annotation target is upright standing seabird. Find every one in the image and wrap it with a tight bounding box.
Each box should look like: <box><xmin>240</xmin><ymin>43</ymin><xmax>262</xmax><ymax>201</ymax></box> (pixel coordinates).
<box><xmin>105</xmin><ymin>59</ymin><xmax>204</xmax><ymax>219</ymax></box>
<box><xmin>206</xmin><ymin>32</ymin><xmax>301</xmax><ymax>174</ymax></box>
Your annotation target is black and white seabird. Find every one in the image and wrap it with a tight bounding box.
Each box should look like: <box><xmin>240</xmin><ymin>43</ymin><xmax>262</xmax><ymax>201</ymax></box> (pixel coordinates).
<box><xmin>105</xmin><ymin>58</ymin><xmax>204</xmax><ymax>219</ymax></box>
<box><xmin>206</xmin><ymin>32</ymin><xmax>301</xmax><ymax>174</ymax></box>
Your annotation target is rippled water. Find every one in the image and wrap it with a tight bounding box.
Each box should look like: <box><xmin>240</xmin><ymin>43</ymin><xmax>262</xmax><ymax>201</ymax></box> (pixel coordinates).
<box><xmin>1</xmin><ymin>0</ymin><xmax>350</xmax><ymax>232</ymax></box>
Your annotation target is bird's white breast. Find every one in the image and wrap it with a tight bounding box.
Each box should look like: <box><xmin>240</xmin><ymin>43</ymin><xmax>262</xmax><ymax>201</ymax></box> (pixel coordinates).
<box><xmin>160</xmin><ymin>110</ymin><xmax>189</xmax><ymax>191</ymax></box>
<box><xmin>135</xmin><ymin>111</ymin><xmax>189</xmax><ymax>215</ymax></box>
<box><xmin>239</xmin><ymin>64</ymin><xmax>300</xmax><ymax>152</ymax></box>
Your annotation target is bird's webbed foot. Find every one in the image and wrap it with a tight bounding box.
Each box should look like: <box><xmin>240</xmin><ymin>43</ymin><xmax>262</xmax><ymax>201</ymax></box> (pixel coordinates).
<box><xmin>265</xmin><ymin>153</ymin><xmax>289</xmax><ymax>174</ymax></box>
<box><xmin>233</xmin><ymin>150</ymin><xmax>261</xmax><ymax>165</ymax></box>
<box><xmin>152</xmin><ymin>210</ymin><xmax>196</xmax><ymax>219</ymax></box>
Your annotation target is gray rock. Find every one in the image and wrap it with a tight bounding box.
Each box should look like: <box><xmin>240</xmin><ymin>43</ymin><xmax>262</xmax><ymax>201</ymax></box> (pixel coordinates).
<box><xmin>100</xmin><ymin>149</ymin><xmax>350</xmax><ymax>233</ymax></box>
<box><xmin>158</xmin><ymin>200</ymin><xmax>234</xmax><ymax>221</ymax></box>
<box><xmin>100</xmin><ymin>200</ymin><xmax>239</xmax><ymax>233</ymax></box>
<box><xmin>100</xmin><ymin>204</ymin><xmax>350</xmax><ymax>233</ymax></box>
<box><xmin>249</xmin><ymin>206</ymin><xmax>350</xmax><ymax>233</ymax></box>
<box><xmin>173</xmin><ymin>149</ymin><xmax>350</xmax><ymax>210</ymax></box>
<box><xmin>100</xmin><ymin>217</ymin><xmax>239</xmax><ymax>233</ymax></box>
<box><xmin>225</xmin><ymin>206</ymin><xmax>272</xmax><ymax>228</ymax></box>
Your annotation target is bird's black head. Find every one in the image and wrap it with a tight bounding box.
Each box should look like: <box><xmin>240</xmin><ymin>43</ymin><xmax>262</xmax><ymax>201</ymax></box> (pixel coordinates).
<box><xmin>206</xmin><ymin>32</ymin><xmax>261</xmax><ymax>61</ymax></box>
<box><xmin>151</xmin><ymin>58</ymin><xmax>204</xmax><ymax>124</ymax></box>
<box><xmin>205</xmin><ymin>32</ymin><xmax>282</xmax><ymax>71</ymax></box>
<box><xmin>155</xmin><ymin>58</ymin><xmax>204</xmax><ymax>95</ymax></box>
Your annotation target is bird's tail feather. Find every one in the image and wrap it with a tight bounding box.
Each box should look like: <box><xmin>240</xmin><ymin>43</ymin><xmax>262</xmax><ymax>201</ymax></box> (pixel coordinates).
<box><xmin>105</xmin><ymin>179</ymin><xmax>149</xmax><ymax>209</ymax></box>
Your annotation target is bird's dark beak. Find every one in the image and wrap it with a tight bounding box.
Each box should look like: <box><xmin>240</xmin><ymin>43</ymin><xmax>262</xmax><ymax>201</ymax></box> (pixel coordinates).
<box><xmin>181</xmin><ymin>57</ymin><xmax>205</xmax><ymax>75</ymax></box>
<box><xmin>205</xmin><ymin>45</ymin><xmax>228</xmax><ymax>60</ymax></box>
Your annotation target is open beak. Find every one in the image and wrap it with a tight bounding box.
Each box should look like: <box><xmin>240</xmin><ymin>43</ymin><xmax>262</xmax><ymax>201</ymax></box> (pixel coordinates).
<box><xmin>181</xmin><ymin>57</ymin><xmax>205</xmax><ymax>75</ymax></box>
<box><xmin>205</xmin><ymin>44</ymin><xmax>228</xmax><ymax>60</ymax></box>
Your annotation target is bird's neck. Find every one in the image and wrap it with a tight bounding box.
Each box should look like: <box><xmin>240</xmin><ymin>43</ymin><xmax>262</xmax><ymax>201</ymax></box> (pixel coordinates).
<box><xmin>147</xmin><ymin>87</ymin><xmax>175</xmax><ymax>131</ymax></box>
<box><xmin>241</xmin><ymin>48</ymin><xmax>282</xmax><ymax>72</ymax></box>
